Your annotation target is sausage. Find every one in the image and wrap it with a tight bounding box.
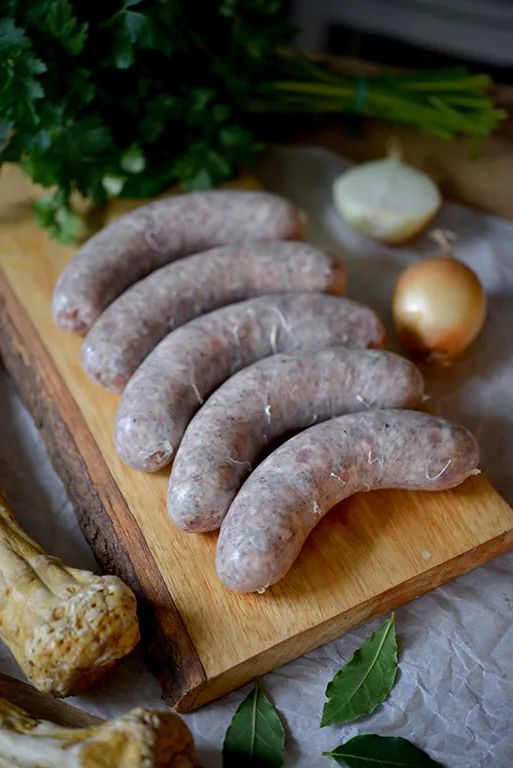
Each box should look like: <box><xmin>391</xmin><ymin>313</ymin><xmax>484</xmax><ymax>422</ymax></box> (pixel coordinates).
<box><xmin>216</xmin><ymin>410</ymin><xmax>479</xmax><ymax>592</ymax></box>
<box><xmin>115</xmin><ymin>293</ymin><xmax>386</xmax><ymax>472</ymax></box>
<box><xmin>168</xmin><ymin>349</ymin><xmax>424</xmax><ymax>532</ymax></box>
<box><xmin>81</xmin><ymin>241</ymin><xmax>346</xmax><ymax>391</ymax></box>
<box><xmin>52</xmin><ymin>190</ymin><xmax>304</xmax><ymax>333</ymax></box>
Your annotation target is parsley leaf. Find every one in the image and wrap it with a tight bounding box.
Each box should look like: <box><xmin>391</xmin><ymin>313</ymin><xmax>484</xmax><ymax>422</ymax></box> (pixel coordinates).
<box><xmin>33</xmin><ymin>192</ymin><xmax>81</xmax><ymax>244</ymax></box>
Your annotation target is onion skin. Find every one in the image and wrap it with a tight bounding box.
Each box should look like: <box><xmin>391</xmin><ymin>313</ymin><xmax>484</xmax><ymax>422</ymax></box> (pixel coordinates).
<box><xmin>392</xmin><ymin>256</ymin><xmax>486</xmax><ymax>364</ymax></box>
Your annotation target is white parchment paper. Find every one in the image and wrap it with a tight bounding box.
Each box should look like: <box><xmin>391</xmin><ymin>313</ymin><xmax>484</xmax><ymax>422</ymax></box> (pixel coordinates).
<box><xmin>1</xmin><ymin>146</ymin><xmax>513</xmax><ymax>767</ymax></box>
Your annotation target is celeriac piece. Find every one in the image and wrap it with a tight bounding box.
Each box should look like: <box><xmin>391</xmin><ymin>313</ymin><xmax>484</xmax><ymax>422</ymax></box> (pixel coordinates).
<box><xmin>0</xmin><ymin>696</ymin><xmax>196</xmax><ymax>767</ymax></box>
<box><xmin>0</xmin><ymin>491</ymin><xmax>139</xmax><ymax>696</ymax></box>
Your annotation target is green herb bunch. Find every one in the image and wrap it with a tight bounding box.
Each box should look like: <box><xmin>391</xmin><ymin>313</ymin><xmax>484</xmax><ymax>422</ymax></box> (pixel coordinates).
<box><xmin>0</xmin><ymin>0</ymin><xmax>506</xmax><ymax>241</ymax></box>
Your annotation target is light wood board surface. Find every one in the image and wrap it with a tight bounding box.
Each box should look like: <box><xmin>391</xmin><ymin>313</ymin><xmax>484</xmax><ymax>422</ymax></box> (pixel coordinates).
<box><xmin>1</xmin><ymin>163</ymin><xmax>513</xmax><ymax>712</ymax></box>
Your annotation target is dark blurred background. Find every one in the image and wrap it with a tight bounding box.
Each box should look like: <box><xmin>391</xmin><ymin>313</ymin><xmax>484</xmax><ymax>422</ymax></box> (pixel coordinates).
<box><xmin>291</xmin><ymin>0</ymin><xmax>513</xmax><ymax>81</ymax></box>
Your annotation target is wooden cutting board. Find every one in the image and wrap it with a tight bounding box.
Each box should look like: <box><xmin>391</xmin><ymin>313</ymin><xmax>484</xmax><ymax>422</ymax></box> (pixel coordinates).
<box><xmin>1</xmin><ymin>164</ymin><xmax>513</xmax><ymax>713</ymax></box>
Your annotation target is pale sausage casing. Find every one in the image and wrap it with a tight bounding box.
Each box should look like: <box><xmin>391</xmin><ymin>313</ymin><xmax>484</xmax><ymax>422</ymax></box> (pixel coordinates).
<box><xmin>81</xmin><ymin>241</ymin><xmax>346</xmax><ymax>391</ymax></box>
<box><xmin>115</xmin><ymin>293</ymin><xmax>385</xmax><ymax>472</ymax></box>
<box><xmin>53</xmin><ymin>190</ymin><xmax>304</xmax><ymax>333</ymax></box>
<box><xmin>168</xmin><ymin>349</ymin><xmax>424</xmax><ymax>532</ymax></box>
<box><xmin>216</xmin><ymin>410</ymin><xmax>479</xmax><ymax>592</ymax></box>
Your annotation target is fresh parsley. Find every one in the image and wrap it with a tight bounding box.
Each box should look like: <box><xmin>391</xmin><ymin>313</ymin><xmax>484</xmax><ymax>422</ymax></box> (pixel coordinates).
<box><xmin>1</xmin><ymin>2</ymin><xmax>505</xmax><ymax>241</ymax></box>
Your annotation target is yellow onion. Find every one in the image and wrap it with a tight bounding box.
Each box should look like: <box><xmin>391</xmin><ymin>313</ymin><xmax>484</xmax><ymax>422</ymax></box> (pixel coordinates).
<box><xmin>332</xmin><ymin>145</ymin><xmax>441</xmax><ymax>243</ymax></box>
<box><xmin>392</xmin><ymin>231</ymin><xmax>486</xmax><ymax>364</ymax></box>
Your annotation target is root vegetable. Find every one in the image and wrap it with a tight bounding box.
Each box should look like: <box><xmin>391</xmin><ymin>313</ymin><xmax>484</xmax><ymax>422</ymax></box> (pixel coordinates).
<box><xmin>0</xmin><ymin>696</ymin><xmax>196</xmax><ymax>767</ymax></box>
<box><xmin>0</xmin><ymin>491</ymin><xmax>139</xmax><ymax>697</ymax></box>
<box><xmin>392</xmin><ymin>230</ymin><xmax>486</xmax><ymax>364</ymax></box>
<box><xmin>332</xmin><ymin>146</ymin><xmax>441</xmax><ymax>243</ymax></box>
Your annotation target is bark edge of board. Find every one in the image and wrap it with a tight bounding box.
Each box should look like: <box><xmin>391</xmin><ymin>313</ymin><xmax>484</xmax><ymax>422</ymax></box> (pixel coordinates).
<box><xmin>0</xmin><ymin>270</ymin><xmax>208</xmax><ymax>712</ymax></box>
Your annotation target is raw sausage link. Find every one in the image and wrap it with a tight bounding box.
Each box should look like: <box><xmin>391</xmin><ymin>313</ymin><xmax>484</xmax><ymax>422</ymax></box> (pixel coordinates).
<box><xmin>216</xmin><ymin>410</ymin><xmax>479</xmax><ymax>592</ymax></box>
<box><xmin>115</xmin><ymin>293</ymin><xmax>385</xmax><ymax>472</ymax></box>
<box><xmin>81</xmin><ymin>241</ymin><xmax>346</xmax><ymax>391</ymax></box>
<box><xmin>52</xmin><ymin>191</ymin><xmax>304</xmax><ymax>333</ymax></box>
<box><xmin>168</xmin><ymin>349</ymin><xmax>424</xmax><ymax>532</ymax></box>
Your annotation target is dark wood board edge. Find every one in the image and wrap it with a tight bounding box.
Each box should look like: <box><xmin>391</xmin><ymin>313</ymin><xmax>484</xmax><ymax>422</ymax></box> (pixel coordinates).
<box><xmin>0</xmin><ymin>269</ymin><xmax>207</xmax><ymax>712</ymax></box>
<box><xmin>0</xmin><ymin>673</ymin><xmax>102</xmax><ymax>727</ymax></box>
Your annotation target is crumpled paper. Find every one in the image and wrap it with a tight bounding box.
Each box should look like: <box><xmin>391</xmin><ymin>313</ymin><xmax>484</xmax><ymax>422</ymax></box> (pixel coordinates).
<box><xmin>1</xmin><ymin>146</ymin><xmax>513</xmax><ymax>767</ymax></box>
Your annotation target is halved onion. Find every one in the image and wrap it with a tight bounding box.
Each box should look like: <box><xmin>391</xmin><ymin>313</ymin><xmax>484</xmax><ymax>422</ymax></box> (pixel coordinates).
<box><xmin>333</xmin><ymin>148</ymin><xmax>441</xmax><ymax>243</ymax></box>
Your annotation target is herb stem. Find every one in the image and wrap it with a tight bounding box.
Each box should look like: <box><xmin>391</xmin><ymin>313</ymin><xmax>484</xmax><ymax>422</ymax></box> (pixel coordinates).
<box><xmin>261</xmin><ymin>70</ymin><xmax>505</xmax><ymax>140</ymax></box>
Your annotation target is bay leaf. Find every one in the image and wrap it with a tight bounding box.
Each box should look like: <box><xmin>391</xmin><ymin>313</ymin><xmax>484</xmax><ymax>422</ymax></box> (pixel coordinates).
<box><xmin>321</xmin><ymin>615</ymin><xmax>398</xmax><ymax>726</ymax></box>
<box><xmin>223</xmin><ymin>680</ymin><xmax>285</xmax><ymax>768</ymax></box>
<box><xmin>324</xmin><ymin>734</ymin><xmax>445</xmax><ymax>767</ymax></box>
